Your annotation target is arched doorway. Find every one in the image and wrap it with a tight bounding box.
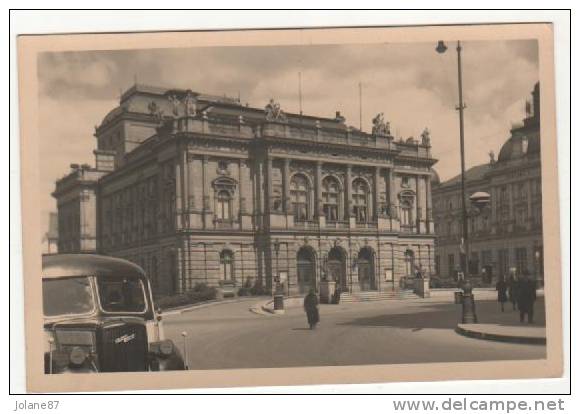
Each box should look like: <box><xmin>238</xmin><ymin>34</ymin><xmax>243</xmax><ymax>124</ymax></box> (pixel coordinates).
<box><xmin>358</xmin><ymin>247</ymin><xmax>376</xmax><ymax>291</ymax></box>
<box><xmin>297</xmin><ymin>247</ymin><xmax>316</xmax><ymax>293</ymax></box>
<box><xmin>327</xmin><ymin>247</ymin><xmax>347</xmax><ymax>291</ymax></box>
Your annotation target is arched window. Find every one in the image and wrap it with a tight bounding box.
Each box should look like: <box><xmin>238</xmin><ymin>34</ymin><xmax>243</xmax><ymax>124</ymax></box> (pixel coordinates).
<box><xmin>399</xmin><ymin>191</ymin><xmax>415</xmax><ymax>228</ymax></box>
<box><xmin>217</xmin><ymin>190</ymin><xmax>231</xmax><ymax>220</ymax></box>
<box><xmin>290</xmin><ymin>174</ymin><xmax>309</xmax><ymax>221</ymax></box>
<box><xmin>220</xmin><ymin>250</ymin><xmax>234</xmax><ymax>282</ymax></box>
<box><xmin>352</xmin><ymin>179</ymin><xmax>369</xmax><ymax>223</ymax></box>
<box><xmin>322</xmin><ymin>176</ymin><xmax>341</xmax><ymax>222</ymax></box>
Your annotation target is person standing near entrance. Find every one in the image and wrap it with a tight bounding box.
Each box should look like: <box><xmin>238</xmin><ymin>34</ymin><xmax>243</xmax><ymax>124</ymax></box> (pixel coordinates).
<box><xmin>495</xmin><ymin>276</ymin><xmax>508</xmax><ymax>312</ymax></box>
<box><xmin>507</xmin><ymin>274</ymin><xmax>518</xmax><ymax>311</ymax></box>
<box><xmin>517</xmin><ymin>273</ymin><xmax>537</xmax><ymax>324</ymax></box>
<box><xmin>303</xmin><ymin>288</ymin><xmax>319</xmax><ymax>330</ymax></box>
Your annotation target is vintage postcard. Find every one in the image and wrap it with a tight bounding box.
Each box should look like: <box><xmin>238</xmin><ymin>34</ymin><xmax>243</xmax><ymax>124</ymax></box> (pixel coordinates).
<box><xmin>17</xmin><ymin>23</ymin><xmax>563</xmax><ymax>392</ymax></box>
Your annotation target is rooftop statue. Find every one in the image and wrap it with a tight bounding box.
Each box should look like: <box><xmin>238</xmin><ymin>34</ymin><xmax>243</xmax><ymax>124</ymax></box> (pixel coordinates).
<box><xmin>148</xmin><ymin>101</ymin><xmax>164</xmax><ymax>123</ymax></box>
<box><xmin>168</xmin><ymin>94</ymin><xmax>181</xmax><ymax>117</ymax></box>
<box><xmin>489</xmin><ymin>150</ymin><xmax>496</xmax><ymax>164</ymax></box>
<box><xmin>183</xmin><ymin>91</ymin><xmax>197</xmax><ymax>116</ymax></box>
<box><xmin>371</xmin><ymin>112</ymin><xmax>390</xmax><ymax>136</ymax></box>
<box><xmin>265</xmin><ymin>98</ymin><xmax>287</xmax><ymax>122</ymax></box>
<box><xmin>420</xmin><ymin>127</ymin><xmax>431</xmax><ymax>146</ymax></box>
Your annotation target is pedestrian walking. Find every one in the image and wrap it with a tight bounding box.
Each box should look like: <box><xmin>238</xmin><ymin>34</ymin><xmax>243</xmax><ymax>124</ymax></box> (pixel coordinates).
<box><xmin>495</xmin><ymin>276</ymin><xmax>508</xmax><ymax>312</ymax></box>
<box><xmin>303</xmin><ymin>288</ymin><xmax>320</xmax><ymax>330</ymax></box>
<box><xmin>332</xmin><ymin>285</ymin><xmax>342</xmax><ymax>304</ymax></box>
<box><xmin>517</xmin><ymin>273</ymin><xmax>537</xmax><ymax>324</ymax></box>
<box><xmin>507</xmin><ymin>274</ymin><xmax>518</xmax><ymax>310</ymax></box>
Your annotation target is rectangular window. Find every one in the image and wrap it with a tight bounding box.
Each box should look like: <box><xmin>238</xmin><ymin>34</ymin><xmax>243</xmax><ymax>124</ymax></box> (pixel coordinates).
<box><xmin>448</xmin><ymin>254</ymin><xmax>455</xmax><ymax>277</ymax></box>
<box><xmin>515</xmin><ymin>247</ymin><xmax>528</xmax><ymax>275</ymax></box>
<box><xmin>498</xmin><ymin>248</ymin><xmax>510</xmax><ymax>276</ymax></box>
<box><xmin>469</xmin><ymin>251</ymin><xmax>479</xmax><ymax>275</ymax></box>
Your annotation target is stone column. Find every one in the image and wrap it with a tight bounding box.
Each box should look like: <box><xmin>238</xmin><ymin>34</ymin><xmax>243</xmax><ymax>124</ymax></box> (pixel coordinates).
<box><xmin>374</xmin><ymin>166</ymin><xmax>381</xmax><ymax>220</ymax></box>
<box><xmin>490</xmin><ymin>185</ymin><xmax>497</xmax><ymax>233</ymax></box>
<box><xmin>526</xmin><ymin>179</ymin><xmax>533</xmax><ymax>230</ymax></box>
<box><xmin>388</xmin><ymin>168</ymin><xmax>399</xmax><ymax>231</ymax></box>
<box><xmin>507</xmin><ymin>182</ymin><xmax>514</xmax><ymax>231</ymax></box>
<box><xmin>316</xmin><ymin>161</ymin><xmax>323</xmax><ymax>218</ymax></box>
<box><xmin>175</xmin><ymin>158</ymin><xmax>182</xmax><ymax>230</ymax></box>
<box><xmin>283</xmin><ymin>158</ymin><xmax>291</xmax><ymax>213</ymax></box>
<box><xmin>415</xmin><ymin>175</ymin><xmax>422</xmax><ymax>233</ymax></box>
<box><xmin>238</xmin><ymin>158</ymin><xmax>244</xmax><ymax>214</ymax></box>
<box><xmin>425</xmin><ymin>174</ymin><xmax>433</xmax><ymax>233</ymax></box>
<box><xmin>181</xmin><ymin>149</ymin><xmax>189</xmax><ymax>228</ymax></box>
<box><xmin>202</xmin><ymin>155</ymin><xmax>212</xmax><ymax>229</ymax></box>
<box><xmin>265</xmin><ymin>157</ymin><xmax>273</xmax><ymax>214</ymax></box>
<box><xmin>345</xmin><ymin>164</ymin><xmax>352</xmax><ymax>220</ymax></box>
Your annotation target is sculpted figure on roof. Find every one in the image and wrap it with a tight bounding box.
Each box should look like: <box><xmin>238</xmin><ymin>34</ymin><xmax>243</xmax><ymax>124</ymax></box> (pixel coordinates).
<box><xmin>371</xmin><ymin>112</ymin><xmax>390</xmax><ymax>136</ymax></box>
<box><xmin>265</xmin><ymin>98</ymin><xmax>287</xmax><ymax>122</ymax></box>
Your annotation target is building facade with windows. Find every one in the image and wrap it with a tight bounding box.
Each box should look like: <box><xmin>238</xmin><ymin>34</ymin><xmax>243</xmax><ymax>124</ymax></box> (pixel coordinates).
<box><xmin>53</xmin><ymin>84</ymin><xmax>437</xmax><ymax>297</ymax></box>
<box><xmin>432</xmin><ymin>83</ymin><xmax>543</xmax><ymax>284</ymax></box>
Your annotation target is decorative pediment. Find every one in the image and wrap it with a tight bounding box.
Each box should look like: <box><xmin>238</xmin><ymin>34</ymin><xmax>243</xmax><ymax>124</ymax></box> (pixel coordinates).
<box><xmin>398</xmin><ymin>189</ymin><xmax>416</xmax><ymax>207</ymax></box>
<box><xmin>212</xmin><ymin>176</ymin><xmax>237</xmax><ymax>195</ymax></box>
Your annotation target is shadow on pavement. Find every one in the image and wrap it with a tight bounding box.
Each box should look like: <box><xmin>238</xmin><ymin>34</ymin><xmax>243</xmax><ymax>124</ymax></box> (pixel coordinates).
<box><xmin>338</xmin><ymin>300</ymin><xmax>546</xmax><ymax>330</ymax></box>
<box><xmin>338</xmin><ymin>303</ymin><xmax>458</xmax><ymax>330</ymax></box>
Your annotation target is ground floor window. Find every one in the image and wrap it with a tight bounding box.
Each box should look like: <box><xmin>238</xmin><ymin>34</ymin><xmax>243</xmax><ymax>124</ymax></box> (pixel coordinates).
<box><xmin>447</xmin><ymin>253</ymin><xmax>455</xmax><ymax>278</ymax></box>
<box><xmin>220</xmin><ymin>250</ymin><xmax>234</xmax><ymax>282</ymax></box>
<box><xmin>498</xmin><ymin>248</ymin><xmax>510</xmax><ymax>277</ymax></box>
<box><xmin>515</xmin><ymin>247</ymin><xmax>528</xmax><ymax>275</ymax></box>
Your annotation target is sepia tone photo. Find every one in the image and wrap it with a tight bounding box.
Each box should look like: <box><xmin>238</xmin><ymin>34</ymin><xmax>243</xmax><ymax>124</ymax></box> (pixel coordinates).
<box><xmin>18</xmin><ymin>23</ymin><xmax>563</xmax><ymax>392</ymax></box>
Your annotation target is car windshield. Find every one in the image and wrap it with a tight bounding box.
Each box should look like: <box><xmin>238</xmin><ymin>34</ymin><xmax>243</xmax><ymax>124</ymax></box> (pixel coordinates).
<box><xmin>97</xmin><ymin>276</ymin><xmax>147</xmax><ymax>313</ymax></box>
<box><xmin>43</xmin><ymin>277</ymin><xmax>95</xmax><ymax>317</ymax></box>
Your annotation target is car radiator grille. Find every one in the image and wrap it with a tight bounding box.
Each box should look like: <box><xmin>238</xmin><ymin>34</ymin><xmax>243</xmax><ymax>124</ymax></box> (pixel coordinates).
<box><xmin>98</xmin><ymin>322</ymin><xmax>148</xmax><ymax>372</ymax></box>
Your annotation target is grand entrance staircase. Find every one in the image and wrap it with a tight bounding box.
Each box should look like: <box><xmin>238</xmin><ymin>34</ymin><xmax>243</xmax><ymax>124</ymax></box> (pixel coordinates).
<box><xmin>339</xmin><ymin>289</ymin><xmax>418</xmax><ymax>303</ymax></box>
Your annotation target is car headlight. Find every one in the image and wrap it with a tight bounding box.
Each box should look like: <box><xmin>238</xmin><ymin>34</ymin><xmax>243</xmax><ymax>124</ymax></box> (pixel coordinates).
<box><xmin>69</xmin><ymin>346</ymin><xmax>89</xmax><ymax>366</ymax></box>
<box><xmin>150</xmin><ymin>339</ymin><xmax>174</xmax><ymax>357</ymax></box>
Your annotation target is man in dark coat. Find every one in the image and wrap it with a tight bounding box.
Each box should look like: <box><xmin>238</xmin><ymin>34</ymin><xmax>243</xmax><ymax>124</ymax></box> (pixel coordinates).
<box><xmin>507</xmin><ymin>274</ymin><xmax>518</xmax><ymax>310</ymax></box>
<box><xmin>303</xmin><ymin>288</ymin><xmax>319</xmax><ymax>329</ymax></box>
<box><xmin>517</xmin><ymin>274</ymin><xmax>537</xmax><ymax>323</ymax></box>
<box><xmin>496</xmin><ymin>276</ymin><xmax>508</xmax><ymax>312</ymax></box>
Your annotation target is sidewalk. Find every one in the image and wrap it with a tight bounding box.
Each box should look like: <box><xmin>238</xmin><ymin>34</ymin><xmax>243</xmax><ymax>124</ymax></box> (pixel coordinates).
<box><xmin>455</xmin><ymin>298</ymin><xmax>546</xmax><ymax>345</ymax></box>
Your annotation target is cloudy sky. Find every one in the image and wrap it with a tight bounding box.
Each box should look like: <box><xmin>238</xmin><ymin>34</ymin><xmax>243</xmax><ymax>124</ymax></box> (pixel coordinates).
<box><xmin>38</xmin><ymin>40</ymin><xmax>538</xmax><ymax>232</ymax></box>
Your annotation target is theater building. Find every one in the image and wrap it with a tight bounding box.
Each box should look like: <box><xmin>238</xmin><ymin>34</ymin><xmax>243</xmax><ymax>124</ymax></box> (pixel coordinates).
<box><xmin>432</xmin><ymin>83</ymin><xmax>543</xmax><ymax>285</ymax></box>
<box><xmin>53</xmin><ymin>84</ymin><xmax>437</xmax><ymax>297</ymax></box>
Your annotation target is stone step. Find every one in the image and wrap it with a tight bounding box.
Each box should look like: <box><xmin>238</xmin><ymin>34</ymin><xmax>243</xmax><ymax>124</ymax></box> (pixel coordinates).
<box><xmin>339</xmin><ymin>290</ymin><xmax>418</xmax><ymax>302</ymax></box>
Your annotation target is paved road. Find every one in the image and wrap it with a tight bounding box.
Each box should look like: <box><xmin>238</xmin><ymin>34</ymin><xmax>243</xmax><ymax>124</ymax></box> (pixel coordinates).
<box><xmin>163</xmin><ymin>297</ymin><xmax>546</xmax><ymax>370</ymax></box>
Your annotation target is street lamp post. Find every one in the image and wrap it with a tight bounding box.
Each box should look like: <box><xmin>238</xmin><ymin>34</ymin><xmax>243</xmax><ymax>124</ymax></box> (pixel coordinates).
<box><xmin>436</xmin><ymin>40</ymin><xmax>476</xmax><ymax>324</ymax></box>
<box><xmin>273</xmin><ymin>239</ymin><xmax>284</xmax><ymax>312</ymax></box>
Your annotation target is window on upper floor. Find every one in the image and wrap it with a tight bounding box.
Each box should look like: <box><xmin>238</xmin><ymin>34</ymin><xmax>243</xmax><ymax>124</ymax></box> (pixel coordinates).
<box><xmin>217</xmin><ymin>190</ymin><xmax>231</xmax><ymax>220</ymax></box>
<box><xmin>290</xmin><ymin>174</ymin><xmax>309</xmax><ymax>222</ymax></box>
<box><xmin>352</xmin><ymin>178</ymin><xmax>369</xmax><ymax>223</ymax></box>
<box><xmin>322</xmin><ymin>176</ymin><xmax>341</xmax><ymax>222</ymax></box>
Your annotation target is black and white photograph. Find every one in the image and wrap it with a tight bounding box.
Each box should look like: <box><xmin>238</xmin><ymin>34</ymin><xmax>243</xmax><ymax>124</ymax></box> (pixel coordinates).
<box><xmin>16</xmin><ymin>22</ymin><xmax>564</xmax><ymax>392</ymax></box>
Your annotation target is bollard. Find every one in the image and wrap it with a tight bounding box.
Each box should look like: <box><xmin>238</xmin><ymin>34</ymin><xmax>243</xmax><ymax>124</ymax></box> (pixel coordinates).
<box><xmin>273</xmin><ymin>294</ymin><xmax>285</xmax><ymax>314</ymax></box>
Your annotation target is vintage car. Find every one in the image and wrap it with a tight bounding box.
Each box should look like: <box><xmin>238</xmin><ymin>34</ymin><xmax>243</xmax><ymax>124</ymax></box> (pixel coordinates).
<box><xmin>43</xmin><ymin>254</ymin><xmax>186</xmax><ymax>374</ymax></box>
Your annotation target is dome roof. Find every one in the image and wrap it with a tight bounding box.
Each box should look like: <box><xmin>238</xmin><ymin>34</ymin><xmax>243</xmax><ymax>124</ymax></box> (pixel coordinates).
<box><xmin>430</xmin><ymin>168</ymin><xmax>440</xmax><ymax>185</ymax></box>
<box><xmin>497</xmin><ymin>130</ymin><xmax>540</xmax><ymax>162</ymax></box>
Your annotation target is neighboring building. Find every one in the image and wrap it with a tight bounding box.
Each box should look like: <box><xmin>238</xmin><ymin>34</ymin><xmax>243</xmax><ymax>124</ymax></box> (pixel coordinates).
<box><xmin>432</xmin><ymin>83</ymin><xmax>543</xmax><ymax>285</ymax></box>
<box><xmin>53</xmin><ymin>84</ymin><xmax>437</xmax><ymax>296</ymax></box>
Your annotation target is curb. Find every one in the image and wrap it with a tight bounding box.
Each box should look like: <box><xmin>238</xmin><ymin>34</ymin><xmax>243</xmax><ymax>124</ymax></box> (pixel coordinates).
<box><xmin>162</xmin><ymin>296</ymin><xmax>269</xmax><ymax>316</ymax></box>
<box><xmin>455</xmin><ymin>324</ymin><xmax>546</xmax><ymax>345</ymax></box>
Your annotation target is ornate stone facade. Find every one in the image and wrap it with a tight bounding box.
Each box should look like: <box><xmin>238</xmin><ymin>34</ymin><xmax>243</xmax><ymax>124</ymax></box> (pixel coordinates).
<box><xmin>53</xmin><ymin>84</ymin><xmax>437</xmax><ymax>297</ymax></box>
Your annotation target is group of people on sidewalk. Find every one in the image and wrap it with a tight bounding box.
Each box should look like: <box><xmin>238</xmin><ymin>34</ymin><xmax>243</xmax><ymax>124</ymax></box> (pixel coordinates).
<box><xmin>496</xmin><ymin>273</ymin><xmax>538</xmax><ymax>324</ymax></box>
